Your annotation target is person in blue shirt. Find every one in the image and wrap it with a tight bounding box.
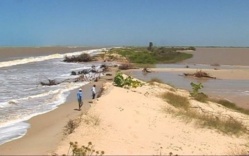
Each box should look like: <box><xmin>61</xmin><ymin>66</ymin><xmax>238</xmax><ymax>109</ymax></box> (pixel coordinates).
<box><xmin>77</xmin><ymin>88</ymin><xmax>83</xmax><ymax>110</ymax></box>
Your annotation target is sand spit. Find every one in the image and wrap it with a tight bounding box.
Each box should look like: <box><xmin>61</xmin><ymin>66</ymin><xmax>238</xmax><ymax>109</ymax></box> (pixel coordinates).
<box><xmin>55</xmin><ymin>81</ymin><xmax>249</xmax><ymax>155</ymax></box>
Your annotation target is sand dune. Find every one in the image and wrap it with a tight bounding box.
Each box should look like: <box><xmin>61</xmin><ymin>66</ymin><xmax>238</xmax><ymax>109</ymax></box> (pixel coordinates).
<box><xmin>55</xmin><ymin>81</ymin><xmax>249</xmax><ymax>155</ymax></box>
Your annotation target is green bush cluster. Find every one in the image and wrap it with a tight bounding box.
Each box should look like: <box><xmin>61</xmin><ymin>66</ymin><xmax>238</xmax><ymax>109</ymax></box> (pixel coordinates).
<box><xmin>109</xmin><ymin>47</ymin><xmax>193</xmax><ymax>64</ymax></box>
<box><xmin>114</xmin><ymin>72</ymin><xmax>143</xmax><ymax>88</ymax></box>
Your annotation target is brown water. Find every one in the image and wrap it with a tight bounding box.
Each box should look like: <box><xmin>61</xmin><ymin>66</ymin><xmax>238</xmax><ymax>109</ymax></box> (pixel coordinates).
<box><xmin>130</xmin><ymin>47</ymin><xmax>249</xmax><ymax>109</ymax></box>
<box><xmin>181</xmin><ymin>47</ymin><xmax>249</xmax><ymax>66</ymax></box>
<box><xmin>0</xmin><ymin>46</ymin><xmax>102</xmax><ymax>61</ymax></box>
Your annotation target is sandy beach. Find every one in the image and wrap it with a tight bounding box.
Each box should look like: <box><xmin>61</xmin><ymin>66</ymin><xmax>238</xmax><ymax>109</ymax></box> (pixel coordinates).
<box><xmin>1</xmin><ymin>47</ymin><xmax>249</xmax><ymax>155</ymax></box>
<box><xmin>55</xmin><ymin>81</ymin><xmax>249</xmax><ymax>155</ymax></box>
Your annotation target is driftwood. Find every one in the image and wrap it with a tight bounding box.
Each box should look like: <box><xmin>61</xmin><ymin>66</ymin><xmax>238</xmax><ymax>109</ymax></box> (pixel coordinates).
<box><xmin>183</xmin><ymin>70</ymin><xmax>216</xmax><ymax>79</ymax></box>
<box><xmin>40</xmin><ymin>79</ymin><xmax>60</xmax><ymax>86</ymax></box>
<box><xmin>71</xmin><ymin>64</ymin><xmax>107</xmax><ymax>75</ymax></box>
<box><xmin>118</xmin><ymin>63</ymin><xmax>138</xmax><ymax>70</ymax></box>
<box><xmin>41</xmin><ymin>64</ymin><xmax>107</xmax><ymax>86</ymax></box>
<box><xmin>142</xmin><ymin>67</ymin><xmax>152</xmax><ymax>73</ymax></box>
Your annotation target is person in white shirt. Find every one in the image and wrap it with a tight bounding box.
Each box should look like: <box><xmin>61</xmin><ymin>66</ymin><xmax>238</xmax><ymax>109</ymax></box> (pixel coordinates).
<box><xmin>91</xmin><ymin>84</ymin><xmax>96</xmax><ymax>99</ymax></box>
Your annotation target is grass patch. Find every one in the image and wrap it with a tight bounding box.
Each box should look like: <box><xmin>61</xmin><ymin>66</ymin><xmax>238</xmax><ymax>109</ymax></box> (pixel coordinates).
<box><xmin>173</xmin><ymin>109</ymin><xmax>248</xmax><ymax>135</ymax></box>
<box><xmin>211</xmin><ymin>99</ymin><xmax>249</xmax><ymax>115</ymax></box>
<box><xmin>193</xmin><ymin>92</ymin><xmax>208</xmax><ymax>103</ymax></box>
<box><xmin>162</xmin><ymin>97</ymin><xmax>247</xmax><ymax>134</ymax></box>
<box><xmin>162</xmin><ymin>92</ymin><xmax>190</xmax><ymax>110</ymax></box>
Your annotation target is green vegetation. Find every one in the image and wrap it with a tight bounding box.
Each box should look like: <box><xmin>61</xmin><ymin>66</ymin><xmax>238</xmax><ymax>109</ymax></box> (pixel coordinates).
<box><xmin>66</xmin><ymin>141</ymin><xmax>104</xmax><ymax>156</ymax></box>
<box><xmin>211</xmin><ymin>99</ymin><xmax>249</xmax><ymax>115</ymax></box>
<box><xmin>162</xmin><ymin>92</ymin><xmax>190</xmax><ymax>110</ymax></box>
<box><xmin>161</xmin><ymin>90</ymin><xmax>247</xmax><ymax>134</ymax></box>
<box><xmin>113</xmin><ymin>72</ymin><xmax>143</xmax><ymax>88</ymax></box>
<box><xmin>108</xmin><ymin>46</ymin><xmax>193</xmax><ymax>64</ymax></box>
<box><xmin>64</xmin><ymin>53</ymin><xmax>92</xmax><ymax>62</ymax></box>
<box><xmin>177</xmin><ymin>110</ymin><xmax>247</xmax><ymax>135</ymax></box>
<box><xmin>190</xmin><ymin>82</ymin><xmax>208</xmax><ymax>102</ymax></box>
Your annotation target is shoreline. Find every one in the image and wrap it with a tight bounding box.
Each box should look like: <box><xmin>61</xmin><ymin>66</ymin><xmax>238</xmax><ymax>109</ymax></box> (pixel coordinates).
<box><xmin>0</xmin><ymin>69</ymin><xmax>115</xmax><ymax>154</ymax></box>
<box><xmin>1</xmin><ymin>65</ymin><xmax>249</xmax><ymax>154</ymax></box>
<box><xmin>1</xmin><ymin>47</ymin><xmax>249</xmax><ymax>154</ymax></box>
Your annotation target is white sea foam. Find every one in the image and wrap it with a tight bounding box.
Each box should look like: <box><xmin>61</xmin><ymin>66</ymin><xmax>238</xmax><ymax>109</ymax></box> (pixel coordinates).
<box><xmin>0</xmin><ymin>48</ymin><xmax>105</xmax><ymax>68</ymax></box>
<box><xmin>0</xmin><ymin>81</ymin><xmax>89</xmax><ymax>145</ymax></box>
<box><xmin>0</xmin><ymin>54</ymin><xmax>62</xmax><ymax>68</ymax></box>
<box><xmin>0</xmin><ymin>122</ymin><xmax>30</xmax><ymax>145</ymax></box>
<box><xmin>0</xmin><ymin>82</ymin><xmax>87</xmax><ymax>124</ymax></box>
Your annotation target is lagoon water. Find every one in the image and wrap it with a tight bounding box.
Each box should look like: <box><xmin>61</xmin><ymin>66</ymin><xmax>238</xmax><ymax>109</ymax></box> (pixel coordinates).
<box><xmin>0</xmin><ymin>47</ymin><xmax>105</xmax><ymax>145</ymax></box>
<box><xmin>130</xmin><ymin>64</ymin><xmax>249</xmax><ymax>109</ymax></box>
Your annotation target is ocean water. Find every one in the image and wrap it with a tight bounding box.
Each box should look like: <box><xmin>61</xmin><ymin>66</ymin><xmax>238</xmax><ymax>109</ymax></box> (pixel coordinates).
<box><xmin>0</xmin><ymin>48</ymin><xmax>106</xmax><ymax>145</ymax></box>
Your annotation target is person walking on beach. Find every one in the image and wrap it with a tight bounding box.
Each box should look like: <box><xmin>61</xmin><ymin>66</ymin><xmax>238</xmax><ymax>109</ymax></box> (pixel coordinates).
<box><xmin>77</xmin><ymin>88</ymin><xmax>83</xmax><ymax>110</ymax></box>
<box><xmin>91</xmin><ymin>84</ymin><xmax>96</xmax><ymax>99</ymax></box>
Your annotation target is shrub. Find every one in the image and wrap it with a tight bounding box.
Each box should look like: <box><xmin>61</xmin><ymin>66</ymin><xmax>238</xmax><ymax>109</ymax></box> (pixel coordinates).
<box><xmin>193</xmin><ymin>92</ymin><xmax>208</xmax><ymax>103</ymax></box>
<box><xmin>67</xmin><ymin>141</ymin><xmax>104</xmax><ymax>156</ymax></box>
<box><xmin>190</xmin><ymin>82</ymin><xmax>208</xmax><ymax>102</ymax></box>
<box><xmin>64</xmin><ymin>119</ymin><xmax>80</xmax><ymax>135</ymax></box>
<box><xmin>113</xmin><ymin>72</ymin><xmax>143</xmax><ymax>88</ymax></box>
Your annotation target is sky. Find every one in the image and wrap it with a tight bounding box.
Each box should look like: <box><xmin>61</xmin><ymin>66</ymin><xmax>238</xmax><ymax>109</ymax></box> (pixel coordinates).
<box><xmin>0</xmin><ymin>0</ymin><xmax>249</xmax><ymax>47</ymax></box>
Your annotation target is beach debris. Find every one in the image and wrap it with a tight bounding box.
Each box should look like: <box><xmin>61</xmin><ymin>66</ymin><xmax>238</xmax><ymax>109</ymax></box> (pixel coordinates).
<box><xmin>40</xmin><ymin>79</ymin><xmax>59</xmax><ymax>86</ymax></box>
<box><xmin>106</xmin><ymin>73</ymin><xmax>112</xmax><ymax>76</ymax></box>
<box><xmin>63</xmin><ymin>53</ymin><xmax>92</xmax><ymax>62</ymax></box>
<box><xmin>183</xmin><ymin>70</ymin><xmax>216</xmax><ymax>79</ymax></box>
<box><xmin>142</xmin><ymin>67</ymin><xmax>152</xmax><ymax>73</ymax></box>
<box><xmin>118</xmin><ymin>63</ymin><xmax>137</xmax><ymax>70</ymax></box>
